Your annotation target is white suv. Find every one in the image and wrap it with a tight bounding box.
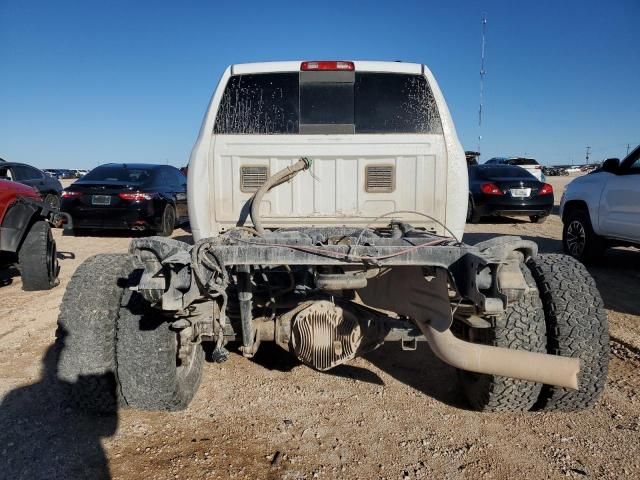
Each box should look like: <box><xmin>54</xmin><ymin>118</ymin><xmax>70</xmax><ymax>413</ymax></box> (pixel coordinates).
<box><xmin>560</xmin><ymin>145</ymin><xmax>640</xmax><ymax>262</ymax></box>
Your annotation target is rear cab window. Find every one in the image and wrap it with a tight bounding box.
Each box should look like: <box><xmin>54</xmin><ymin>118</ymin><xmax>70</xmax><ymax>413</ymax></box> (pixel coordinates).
<box><xmin>214</xmin><ymin>71</ymin><xmax>443</xmax><ymax>135</ymax></box>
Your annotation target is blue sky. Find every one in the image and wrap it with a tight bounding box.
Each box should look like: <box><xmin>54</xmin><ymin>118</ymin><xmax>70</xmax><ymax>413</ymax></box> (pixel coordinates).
<box><xmin>1</xmin><ymin>0</ymin><xmax>638</xmax><ymax>168</ymax></box>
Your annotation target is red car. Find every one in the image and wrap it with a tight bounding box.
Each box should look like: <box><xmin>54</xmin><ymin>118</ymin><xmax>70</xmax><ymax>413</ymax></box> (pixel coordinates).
<box><xmin>0</xmin><ymin>179</ymin><xmax>69</xmax><ymax>290</ymax></box>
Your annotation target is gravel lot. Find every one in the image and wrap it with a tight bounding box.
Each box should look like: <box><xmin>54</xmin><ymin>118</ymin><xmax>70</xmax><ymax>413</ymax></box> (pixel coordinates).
<box><xmin>1</xmin><ymin>175</ymin><xmax>639</xmax><ymax>479</ymax></box>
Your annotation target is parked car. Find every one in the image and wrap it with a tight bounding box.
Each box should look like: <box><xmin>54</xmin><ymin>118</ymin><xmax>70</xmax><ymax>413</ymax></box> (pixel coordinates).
<box><xmin>0</xmin><ymin>179</ymin><xmax>70</xmax><ymax>290</ymax></box>
<box><xmin>485</xmin><ymin>157</ymin><xmax>544</xmax><ymax>181</ymax></box>
<box><xmin>542</xmin><ymin>166</ymin><xmax>568</xmax><ymax>176</ymax></box>
<box><xmin>55</xmin><ymin>60</ymin><xmax>607</xmax><ymax>416</ymax></box>
<box><xmin>0</xmin><ymin>162</ymin><xmax>63</xmax><ymax>208</ymax></box>
<box><xmin>467</xmin><ymin>164</ymin><xmax>554</xmax><ymax>223</ymax></box>
<box><xmin>560</xmin><ymin>146</ymin><xmax>640</xmax><ymax>262</ymax></box>
<box><xmin>61</xmin><ymin>163</ymin><xmax>188</xmax><ymax>236</ymax></box>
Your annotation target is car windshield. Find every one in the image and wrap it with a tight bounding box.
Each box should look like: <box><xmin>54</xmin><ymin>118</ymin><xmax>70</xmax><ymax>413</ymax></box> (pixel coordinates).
<box><xmin>82</xmin><ymin>166</ymin><xmax>154</xmax><ymax>184</ymax></box>
<box><xmin>479</xmin><ymin>166</ymin><xmax>537</xmax><ymax>179</ymax></box>
<box><xmin>214</xmin><ymin>72</ymin><xmax>443</xmax><ymax>135</ymax></box>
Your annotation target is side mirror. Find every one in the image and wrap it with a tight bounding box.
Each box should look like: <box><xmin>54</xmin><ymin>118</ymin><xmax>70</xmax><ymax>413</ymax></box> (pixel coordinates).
<box><xmin>601</xmin><ymin>158</ymin><xmax>620</xmax><ymax>173</ymax></box>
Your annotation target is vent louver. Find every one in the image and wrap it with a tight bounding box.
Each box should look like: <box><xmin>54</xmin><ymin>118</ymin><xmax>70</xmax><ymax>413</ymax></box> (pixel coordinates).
<box><xmin>240</xmin><ymin>166</ymin><xmax>268</xmax><ymax>192</ymax></box>
<box><xmin>365</xmin><ymin>165</ymin><xmax>395</xmax><ymax>193</ymax></box>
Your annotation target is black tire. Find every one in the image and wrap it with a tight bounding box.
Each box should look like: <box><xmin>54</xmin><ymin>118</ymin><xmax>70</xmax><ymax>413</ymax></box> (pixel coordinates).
<box><xmin>156</xmin><ymin>204</ymin><xmax>176</xmax><ymax>237</ymax></box>
<box><xmin>18</xmin><ymin>220</ymin><xmax>59</xmax><ymax>291</ymax></box>
<box><xmin>528</xmin><ymin>254</ymin><xmax>609</xmax><ymax>411</ymax></box>
<box><xmin>562</xmin><ymin>209</ymin><xmax>605</xmax><ymax>263</ymax></box>
<box><xmin>529</xmin><ymin>215</ymin><xmax>547</xmax><ymax>224</ymax></box>
<box><xmin>56</xmin><ymin>254</ymin><xmax>138</xmax><ymax>413</ymax></box>
<box><xmin>466</xmin><ymin>197</ymin><xmax>481</xmax><ymax>224</ymax></box>
<box><xmin>116</xmin><ymin>291</ymin><xmax>204</xmax><ymax>411</ymax></box>
<box><xmin>459</xmin><ymin>265</ymin><xmax>547</xmax><ymax>411</ymax></box>
<box><xmin>43</xmin><ymin>193</ymin><xmax>60</xmax><ymax>210</ymax></box>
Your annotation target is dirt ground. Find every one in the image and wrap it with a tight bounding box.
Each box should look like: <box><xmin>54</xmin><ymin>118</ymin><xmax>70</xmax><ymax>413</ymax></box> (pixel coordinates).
<box><xmin>1</xmin><ymin>175</ymin><xmax>639</xmax><ymax>479</ymax></box>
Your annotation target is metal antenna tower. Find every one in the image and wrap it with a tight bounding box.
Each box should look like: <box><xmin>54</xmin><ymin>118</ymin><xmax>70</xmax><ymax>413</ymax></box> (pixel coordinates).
<box><xmin>478</xmin><ymin>13</ymin><xmax>487</xmax><ymax>153</ymax></box>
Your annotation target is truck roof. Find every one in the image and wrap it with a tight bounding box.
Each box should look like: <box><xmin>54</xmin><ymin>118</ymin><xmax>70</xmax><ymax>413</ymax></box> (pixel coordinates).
<box><xmin>230</xmin><ymin>60</ymin><xmax>427</xmax><ymax>75</ymax></box>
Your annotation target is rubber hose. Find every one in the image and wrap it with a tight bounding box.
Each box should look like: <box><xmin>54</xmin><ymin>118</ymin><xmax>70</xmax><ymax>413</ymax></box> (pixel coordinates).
<box><xmin>250</xmin><ymin>157</ymin><xmax>312</xmax><ymax>235</ymax></box>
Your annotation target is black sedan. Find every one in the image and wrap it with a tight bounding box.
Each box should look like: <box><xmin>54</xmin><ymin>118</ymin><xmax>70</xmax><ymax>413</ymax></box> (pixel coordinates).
<box><xmin>61</xmin><ymin>163</ymin><xmax>188</xmax><ymax>236</ymax></box>
<box><xmin>467</xmin><ymin>165</ymin><xmax>554</xmax><ymax>224</ymax></box>
<box><xmin>0</xmin><ymin>162</ymin><xmax>63</xmax><ymax>208</ymax></box>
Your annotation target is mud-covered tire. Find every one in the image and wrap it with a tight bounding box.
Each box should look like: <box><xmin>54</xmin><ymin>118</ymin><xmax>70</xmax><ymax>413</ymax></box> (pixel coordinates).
<box><xmin>116</xmin><ymin>291</ymin><xmax>203</xmax><ymax>411</ymax></box>
<box><xmin>459</xmin><ymin>265</ymin><xmax>547</xmax><ymax>411</ymax></box>
<box><xmin>55</xmin><ymin>254</ymin><xmax>137</xmax><ymax>413</ymax></box>
<box><xmin>18</xmin><ymin>220</ymin><xmax>59</xmax><ymax>291</ymax></box>
<box><xmin>156</xmin><ymin>204</ymin><xmax>176</xmax><ymax>237</ymax></box>
<box><xmin>528</xmin><ymin>254</ymin><xmax>609</xmax><ymax>411</ymax></box>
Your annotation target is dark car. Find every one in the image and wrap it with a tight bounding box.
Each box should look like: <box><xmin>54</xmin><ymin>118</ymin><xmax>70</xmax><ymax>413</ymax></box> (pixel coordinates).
<box><xmin>61</xmin><ymin>163</ymin><xmax>188</xmax><ymax>236</ymax></box>
<box><xmin>467</xmin><ymin>165</ymin><xmax>554</xmax><ymax>224</ymax></box>
<box><xmin>0</xmin><ymin>162</ymin><xmax>64</xmax><ymax>208</ymax></box>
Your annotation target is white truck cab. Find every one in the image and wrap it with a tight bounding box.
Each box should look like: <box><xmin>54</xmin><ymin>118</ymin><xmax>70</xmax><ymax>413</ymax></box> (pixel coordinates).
<box><xmin>188</xmin><ymin>60</ymin><xmax>467</xmax><ymax>241</ymax></box>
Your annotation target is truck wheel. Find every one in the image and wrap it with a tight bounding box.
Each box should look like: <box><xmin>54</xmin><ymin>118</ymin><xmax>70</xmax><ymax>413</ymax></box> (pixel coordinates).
<box><xmin>466</xmin><ymin>197</ymin><xmax>481</xmax><ymax>224</ymax></box>
<box><xmin>562</xmin><ymin>209</ymin><xmax>605</xmax><ymax>263</ymax></box>
<box><xmin>18</xmin><ymin>220</ymin><xmax>59</xmax><ymax>291</ymax></box>
<box><xmin>116</xmin><ymin>291</ymin><xmax>204</xmax><ymax>411</ymax></box>
<box><xmin>458</xmin><ymin>265</ymin><xmax>547</xmax><ymax>411</ymax></box>
<box><xmin>156</xmin><ymin>204</ymin><xmax>176</xmax><ymax>237</ymax></box>
<box><xmin>56</xmin><ymin>254</ymin><xmax>137</xmax><ymax>413</ymax></box>
<box><xmin>529</xmin><ymin>215</ymin><xmax>547</xmax><ymax>224</ymax></box>
<box><xmin>528</xmin><ymin>254</ymin><xmax>609</xmax><ymax>411</ymax></box>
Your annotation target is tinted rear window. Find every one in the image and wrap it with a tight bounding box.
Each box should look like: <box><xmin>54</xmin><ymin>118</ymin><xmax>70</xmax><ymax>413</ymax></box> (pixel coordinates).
<box><xmin>214</xmin><ymin>72</ymin><xmax>442</xmax><ymax>135</ymax></box>
<box><xmin>478</xmin><ymin>166</ymin><xmax>536</xmax><ymax>179</ymax></box>
<box><xmin>83</xmin><ymin>166</ymin><xmax>154</xmax><ymax>184</ymax></box>
<box><xmin>506</xmin><ymin>158</ymin><xmax>538</xmax><ymax>166</ymax></box>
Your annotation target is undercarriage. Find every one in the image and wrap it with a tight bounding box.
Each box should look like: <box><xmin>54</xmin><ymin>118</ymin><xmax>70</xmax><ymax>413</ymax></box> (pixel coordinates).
<box><xmin>127</xmin><ymin>227</ymin><xmax>579</xmax><ymax>390</ymax></box>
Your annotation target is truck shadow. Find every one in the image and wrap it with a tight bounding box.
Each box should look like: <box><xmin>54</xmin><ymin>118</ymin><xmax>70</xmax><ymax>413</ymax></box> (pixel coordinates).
<box><xmin>365</xmin><ymin>343</ymin><xmax>468</xmax><ymax>409</ymax></box>
<box><xmin>0</xmin><ymin>331</ymin><xmax>117</xmax><ymax>479</ymax></box>
<box><xmin>0</xmin><ymin>265</ymin><xmax>19</xmax><ymax>287</ymax></box>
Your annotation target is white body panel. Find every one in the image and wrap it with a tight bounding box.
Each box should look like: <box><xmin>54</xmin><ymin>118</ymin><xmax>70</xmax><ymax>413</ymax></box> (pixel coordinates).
<box><xmin>560</xmin><ymin>171</ymin><xmax>640</xmax><ymax>244</ymax></box>
<box><xmin>188</xmin><ymin>61</ymin><xmax>467</xmax><ymax>241</ymax></box>
<box><xmin>600</xmin><ymin>173</ymin><xmax>640</xmax><ymax>240</ymax></box>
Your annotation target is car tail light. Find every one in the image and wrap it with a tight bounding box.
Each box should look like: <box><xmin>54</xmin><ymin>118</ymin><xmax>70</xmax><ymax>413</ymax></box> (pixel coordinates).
<box><xmin>538</xmin><ymin>183</ymin><xmax>553</xmax><ymax>195</ymax></box>
<box><xmin>61</xmin><ymin>190</ymin><xmax>82</xmax><ymax>198</ymax></box>
<box><xmin>480</xmin><ymin>183</ymin><xmax>503</xmax><ymax>195</ymax></box>
<box><xmin>300</xmin><ymin>61</ymin><xmax>355</xmax><ymax>71</ymax></box>
<box><xmin>118</xmin><ymin>192</ymin><xmax>156</xmax><ymax>201</ymax></box>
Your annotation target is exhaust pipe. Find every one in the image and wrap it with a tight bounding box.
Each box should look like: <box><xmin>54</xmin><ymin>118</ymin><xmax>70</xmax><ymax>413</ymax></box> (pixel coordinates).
<box><xmin>415</xmin><ymin>320</ymin><xmax>580</xmax><ymax>389</ymax></box>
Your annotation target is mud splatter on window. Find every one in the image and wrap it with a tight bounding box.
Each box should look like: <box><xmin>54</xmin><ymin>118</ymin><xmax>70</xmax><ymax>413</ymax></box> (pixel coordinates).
<box><xmin>214</xmin><ymin>72</ymin><xmax>442</xmax><ymax>135</ymax></box>
<box><xmin>214</xmin><ymin>73</ymin><xmax>299</xmax><ymax>134</ymax></box>
<box><xmin>354</xmin><ymin>73</ymin><xmax>443</xmax><ymax>134</ymax></box>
